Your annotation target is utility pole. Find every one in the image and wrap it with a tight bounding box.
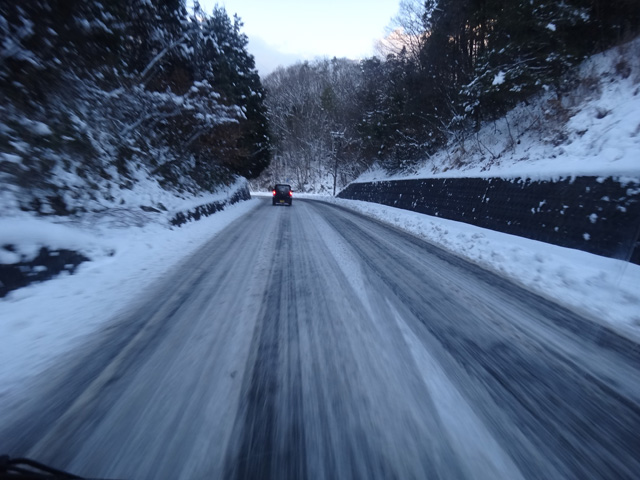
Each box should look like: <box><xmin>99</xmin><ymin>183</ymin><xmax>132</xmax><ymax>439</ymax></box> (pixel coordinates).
<box><xmin>331</xmin><ymin>130</ymin><xmax>344</xmax><ymax>196</ymax></box>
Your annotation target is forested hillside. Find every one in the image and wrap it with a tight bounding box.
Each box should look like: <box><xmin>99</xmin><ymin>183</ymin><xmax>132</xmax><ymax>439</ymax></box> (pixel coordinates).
<box><xmin>0</xmin><ymin>0</ymin><xmax>270</xmax><ymax>216</ymax></box>
<box><xmin>256</xmin><ymin>0</ymin><xmax>640</xmax><ymax>192</ymax></box>
<box><xmin>261</xmin><ymin>58</ymin><xmax>363</xmax><ymax>194</ymax></box>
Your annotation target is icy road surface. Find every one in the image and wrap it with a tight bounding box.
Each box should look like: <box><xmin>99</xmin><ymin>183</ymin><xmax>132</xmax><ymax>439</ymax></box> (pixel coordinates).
<box><xmin>2</xmin><ymin>199</ymin><xmax>639</xmax><ymax>479</ymax></box>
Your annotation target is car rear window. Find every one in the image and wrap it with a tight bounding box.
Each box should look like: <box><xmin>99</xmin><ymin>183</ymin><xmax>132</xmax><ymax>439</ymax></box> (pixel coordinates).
<box><xmin>276</xmin><ymin>185</ymin><xmax>290</xmax><ymax>193</ymax></box>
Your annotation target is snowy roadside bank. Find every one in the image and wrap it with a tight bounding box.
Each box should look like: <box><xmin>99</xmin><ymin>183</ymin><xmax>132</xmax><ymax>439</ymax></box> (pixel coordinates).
<box><xmin>0</xmin><ymin>179</ymin><xmax>251</xmax><ymax>297</ymax></box>
<box><xmin>314</xmin><ymin>195</ymin><xmax>640</xmax><ymax>342</ymax></box>
<box><xmin>0</xmin><ymin>198</ymin><xmax>261</xmax><ymax>403</ymax></box>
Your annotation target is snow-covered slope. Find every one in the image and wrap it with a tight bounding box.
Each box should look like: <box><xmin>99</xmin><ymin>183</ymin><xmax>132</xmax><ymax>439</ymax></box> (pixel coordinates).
<box><xmin>358</xmin><ymin>38</ymin><xmax>640</xmax><ymax>182</ymax></box>
<box><xmin>1</xmin><ymin>177</ymin><xmax>250</xmax><ymax>272</ymax></box>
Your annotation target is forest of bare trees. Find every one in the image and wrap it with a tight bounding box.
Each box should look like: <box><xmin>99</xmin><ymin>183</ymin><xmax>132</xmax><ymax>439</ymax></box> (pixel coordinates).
<box><xmin>256</xmin><ymin>0</ymin><xmax>640</xmax><ymax>192</ymax></box>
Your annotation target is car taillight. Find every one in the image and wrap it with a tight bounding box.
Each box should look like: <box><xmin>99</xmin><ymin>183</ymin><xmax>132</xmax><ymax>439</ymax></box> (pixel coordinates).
<box><xmin>289</xmin><ymin>191</ymin><xmax>293</xmax><ymax>197</ymax></box>
<box><xmin>272</xmin><ymin>190</ymin><xmax>276</xmax><ymax>196</ymax></box>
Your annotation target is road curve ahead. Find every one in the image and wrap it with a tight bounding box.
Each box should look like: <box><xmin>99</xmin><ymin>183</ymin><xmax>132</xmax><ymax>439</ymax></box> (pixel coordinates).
<box><xmin>2</xmin><ymin>198</ymin><xmax>639</xmax><ymax>480</ymax></box>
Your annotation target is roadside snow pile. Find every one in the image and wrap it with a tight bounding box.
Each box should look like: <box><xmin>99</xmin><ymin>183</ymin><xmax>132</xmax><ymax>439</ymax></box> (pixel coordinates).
<box><xmin>0</xmin><ymin>177</ymin><xmax>249</xmax><ymax>259</ymax></box>
<box><xmin>0</xmin><ymin>178</ymin><xmax>250</xmax><ymax>296</ymax></box>
<box><xmin>0</xmin><ymin>219</ymin><xmax>102</xmax><ymax>265</ymax></box>
<box><xmin>358</xmin><ymin>38</ymin><xmax>640</xmax><ymax>182</ymax></box>
<box><xmin>325</xmin><ymin>196</ymin><xmax>640</xmax><ymax>341</ymax></box>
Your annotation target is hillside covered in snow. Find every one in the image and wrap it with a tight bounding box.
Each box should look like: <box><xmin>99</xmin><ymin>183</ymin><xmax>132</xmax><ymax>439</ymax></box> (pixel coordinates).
<box><xmin>254</xmin><ymin>1</ymin><xmax>640</xmax><ymax>193</ymax></box>
<box><xmin>358</xmin><ymin>38</ymin><xmax>640</xmax><ymax>183</ymax></box>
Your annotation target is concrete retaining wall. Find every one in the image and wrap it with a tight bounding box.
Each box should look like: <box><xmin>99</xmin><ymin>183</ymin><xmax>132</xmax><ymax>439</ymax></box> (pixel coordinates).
<box><xmin>338</xmin><ymin>176</ymin><xmax>640</xmax><ymax>264</ymax></box>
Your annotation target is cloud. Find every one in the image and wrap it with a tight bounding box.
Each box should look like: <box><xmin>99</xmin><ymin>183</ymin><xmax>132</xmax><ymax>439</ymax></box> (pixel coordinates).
<box><xmin>246</xmin><ymin>35</ymin><xmax>311</xmax><ymax>77</ymax></box>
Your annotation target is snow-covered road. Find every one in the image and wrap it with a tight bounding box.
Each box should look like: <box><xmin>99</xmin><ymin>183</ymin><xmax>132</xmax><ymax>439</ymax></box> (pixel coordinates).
<box><xmin>2</xmin><ymin>198</ymin><xmax>639</xmax><ymax>479</ymax></box>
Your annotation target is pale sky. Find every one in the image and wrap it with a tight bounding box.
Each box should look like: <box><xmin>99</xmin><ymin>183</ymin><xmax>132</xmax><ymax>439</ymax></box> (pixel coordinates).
<box><xmin>197</xmin><ymin>0</ymin><xmax>401</xmax><ymax>75</ymax></box>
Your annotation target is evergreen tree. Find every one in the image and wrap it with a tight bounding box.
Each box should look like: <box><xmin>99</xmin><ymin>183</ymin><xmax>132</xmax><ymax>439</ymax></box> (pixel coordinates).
<box><xmin>459</xmin><ymin>0</ymin><xmax>592</xmax><ymax>122</ymax></box>
<box><xmin>0</xmin><ymin>0</ymin><xmax>271</xmax><ymax>213</ymax></box>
